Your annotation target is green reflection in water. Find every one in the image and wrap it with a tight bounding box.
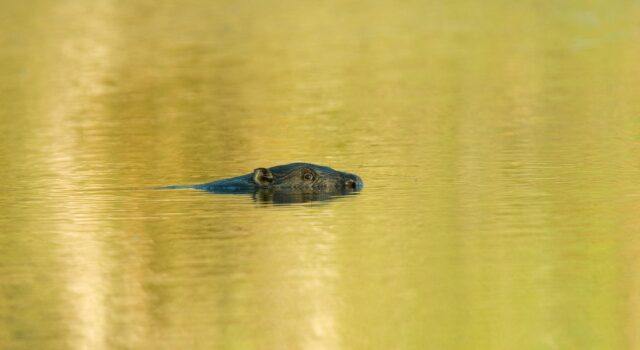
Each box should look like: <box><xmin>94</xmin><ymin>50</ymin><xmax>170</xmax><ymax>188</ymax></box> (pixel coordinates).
<box><xmin>1</xmin><ymin>0</ymin><xmax>640</xmax><ymax>349</ymax></box>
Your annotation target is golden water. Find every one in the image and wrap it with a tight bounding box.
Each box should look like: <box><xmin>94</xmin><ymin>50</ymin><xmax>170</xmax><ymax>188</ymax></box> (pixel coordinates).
<box><xmin>1</xmin><ymin>0</ymin><xmax>640</xmax><ymax>349</ymax></box>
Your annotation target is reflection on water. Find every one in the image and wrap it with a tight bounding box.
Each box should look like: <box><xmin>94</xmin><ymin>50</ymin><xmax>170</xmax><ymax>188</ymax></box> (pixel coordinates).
<box><xmin>1</xmin><ymin>0</ymin><xmax>640</xmax><ymax>349</ymax></box>
<box><xmin>194</xmin><ymin>187</ymin><xmax>361</xmax><ymax>204</ymax></box>
<box><xmin>248</xmin><ymin>188</ymin><xmax>360</xmax><ymax>204</ymax></box>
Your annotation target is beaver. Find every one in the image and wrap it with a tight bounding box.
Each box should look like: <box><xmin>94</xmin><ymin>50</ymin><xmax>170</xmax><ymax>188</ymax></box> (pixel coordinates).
<box><xmin>163</xmin><ymin>163</ymin><xmax>363</xmax><ymax>198</ymax></box>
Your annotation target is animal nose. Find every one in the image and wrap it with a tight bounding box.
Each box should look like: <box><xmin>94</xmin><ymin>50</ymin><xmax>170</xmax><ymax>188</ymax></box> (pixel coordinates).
<box><xmin>345</xmin><ymin>179</ymin><xmax>356</xmax><ymax>189</ymax></box>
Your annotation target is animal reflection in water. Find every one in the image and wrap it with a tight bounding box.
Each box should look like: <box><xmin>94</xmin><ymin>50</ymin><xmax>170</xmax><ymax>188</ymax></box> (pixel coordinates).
<box><xmin>163</xmin><ymin>163</ymin><xmax>364</xmax><ymax>204</ymax></box>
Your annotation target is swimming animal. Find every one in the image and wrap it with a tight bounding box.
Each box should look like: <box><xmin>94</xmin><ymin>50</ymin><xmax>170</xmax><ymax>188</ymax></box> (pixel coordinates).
<box><xmin>163</xmin><ymin>163</ymin><xmax>363</xmax><ymax>202</ymax></box>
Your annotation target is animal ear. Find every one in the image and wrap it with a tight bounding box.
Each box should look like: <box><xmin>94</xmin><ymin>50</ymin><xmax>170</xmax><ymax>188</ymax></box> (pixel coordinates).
<box><xmin>253</xmin><ymin>168</ymin><xmax>274</xmax><ymax>187</ymax></box>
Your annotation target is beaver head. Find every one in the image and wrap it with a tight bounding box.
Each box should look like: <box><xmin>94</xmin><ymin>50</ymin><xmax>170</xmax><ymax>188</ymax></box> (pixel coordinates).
<box><xmin>252</xmin><ymin>163</ymin><xmax>363</xmax><ymax>191</ymax></box>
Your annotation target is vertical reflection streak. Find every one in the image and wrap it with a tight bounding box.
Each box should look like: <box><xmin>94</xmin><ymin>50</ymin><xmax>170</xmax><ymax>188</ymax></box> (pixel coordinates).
<box><xmin>37</xmin><ymin>1</ymin><xmax>119</xmax><ymax>349</ymax></box>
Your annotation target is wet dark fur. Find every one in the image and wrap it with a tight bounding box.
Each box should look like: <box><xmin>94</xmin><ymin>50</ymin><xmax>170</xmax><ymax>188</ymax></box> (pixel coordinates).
<box><xmin>194</xmin><ymin>163</ymin><xmax>363</xmax><ymax>191</ymax></box>
<box><xmin>163</xmin><ymin>163</ymin><xmax>363</xmax><ymax>193</ymax></box>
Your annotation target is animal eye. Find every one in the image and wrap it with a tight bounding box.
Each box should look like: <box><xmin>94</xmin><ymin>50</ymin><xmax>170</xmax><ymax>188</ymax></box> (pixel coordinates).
<box><xmin>303</xmin><ymin>172</ymin><xmax>314</xmax><ymax>181</ymax></box>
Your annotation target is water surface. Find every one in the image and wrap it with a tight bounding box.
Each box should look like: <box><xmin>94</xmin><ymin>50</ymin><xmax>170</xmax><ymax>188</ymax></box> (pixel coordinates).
<box><xmin>1</xmin><ymin>0</ymin><xmax>640</xmax><ymax>349</ymax></box>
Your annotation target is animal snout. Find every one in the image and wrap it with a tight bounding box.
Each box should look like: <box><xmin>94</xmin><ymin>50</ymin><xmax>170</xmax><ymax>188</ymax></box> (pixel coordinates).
<box><xmin>345</xmin><ymin>179</ymin><xmax>357</xmax><ymax>189</ymax></box>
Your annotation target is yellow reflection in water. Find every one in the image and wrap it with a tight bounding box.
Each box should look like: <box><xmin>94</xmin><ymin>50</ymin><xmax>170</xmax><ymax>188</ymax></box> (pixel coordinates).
<box><xmin>1</xmin><ymin>0</ymin><xmax>640</xmax><ymax>349</ymax></box>
<box><xmin>18</xmin><ymin>1</ymin><xmax>118</xmax><ymax>349</ymax></box>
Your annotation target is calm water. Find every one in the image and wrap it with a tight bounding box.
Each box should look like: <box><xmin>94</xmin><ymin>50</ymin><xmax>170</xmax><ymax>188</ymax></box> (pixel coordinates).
<box><xmin>2</xmin><ymin>1</ymin><xmax>640</xmax><ymax>349</ymax></box>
